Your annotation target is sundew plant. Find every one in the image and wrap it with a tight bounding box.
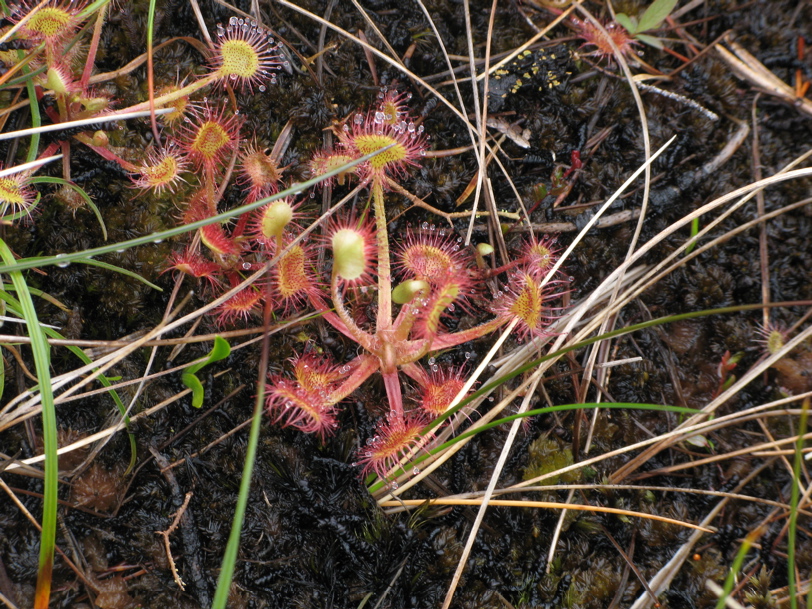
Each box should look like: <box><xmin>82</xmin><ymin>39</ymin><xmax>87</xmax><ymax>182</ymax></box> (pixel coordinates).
<box><xmin>0</xmin><ymin>0</ymin><xmax>811</xmax><ymax>608</ymax></box>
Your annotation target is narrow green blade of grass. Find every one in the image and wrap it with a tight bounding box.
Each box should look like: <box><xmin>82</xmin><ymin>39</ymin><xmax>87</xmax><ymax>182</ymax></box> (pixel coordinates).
<box><xmin>715</xmin><ymin>527</ymin><xmax>762</xmax><ymax>609</ymax></box>
<box><xmin>0</xmin><ymin>143</ymin><xmax>397</xmax><ymax>275</ymax></box>
<box><xmin>788</xmin><ymin>398</ymin><xmax>809</xmax><ymax>609</ymax></box>
<box><xmin>0</xmin><ymin>288</ymin><xmax>137</xmax><ymax>473</ymax></box>
<box><xmin>24</xmin><ymin>56</ymin><xmax>40</xmax><ymax>164</ymax></box>
<box><xmin>29</xmin><ymin>177</ymin><xmax>107</xmax><ymax>240</ymax></box>
<box><xmin>0</xmin><ymin>239</ymin><xmax>57</xmax><ymax>609</ymax></box>
<box><xmin>367</xmin><ymin>402</ymin><xmax>700</xmax><ymax>491</ymax></box>
<box><xmin>210</xmin><ymin>363</ymin><xmax>266</xmax><ymax>608</ymax></box>
<box><xmin>80</xmin><ymin>258</ymin><xmax>162</xmax><ymax>291</ymax></box>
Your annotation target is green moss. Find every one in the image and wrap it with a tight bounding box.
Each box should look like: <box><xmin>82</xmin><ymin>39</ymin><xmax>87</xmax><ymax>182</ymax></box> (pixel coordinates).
<box><xmin>522</xmin><ymin>436</ymin><xmax>580</xmax><ymax>485</ymax></box>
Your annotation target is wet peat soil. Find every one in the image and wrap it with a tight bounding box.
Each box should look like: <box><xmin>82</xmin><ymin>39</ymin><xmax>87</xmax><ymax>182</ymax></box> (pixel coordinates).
<box><xmin>1</xmin><ymin>0</ymin><xmax>811</xmax><ymax>607</ymax></box>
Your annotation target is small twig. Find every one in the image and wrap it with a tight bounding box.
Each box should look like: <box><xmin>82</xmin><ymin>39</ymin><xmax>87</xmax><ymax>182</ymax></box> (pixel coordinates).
<box><xmin>150</xmin><ymin>448</ymin><xmax>209</xmax><ymax>605</ymax></box>
<box><xmin>473</xmin><ymin>208</ymin><xmax>642</xmax><ymax>234</ymax></box>
<box><xmin>717</xmin><ymin>35</ymin><xmax>812</xmax><ymax>117</ymax></box>
<box><xmin>155</xmin><ymin>491</ymin><xmax>193</xmax><ymax>591</ymax></box>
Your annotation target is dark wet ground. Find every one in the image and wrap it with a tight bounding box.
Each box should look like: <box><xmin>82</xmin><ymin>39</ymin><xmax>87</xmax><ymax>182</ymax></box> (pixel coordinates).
<box><xmin>1</xmin><ymin>0</ymin><xmax>811</xmax><ymax>607</ymax></box>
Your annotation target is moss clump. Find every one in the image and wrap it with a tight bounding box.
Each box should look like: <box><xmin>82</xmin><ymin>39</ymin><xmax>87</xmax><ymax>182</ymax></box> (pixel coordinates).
<box><xmin>522</xmin><ymin>436</ymin><xmax>580</xmax><ymax>485</ymax></box>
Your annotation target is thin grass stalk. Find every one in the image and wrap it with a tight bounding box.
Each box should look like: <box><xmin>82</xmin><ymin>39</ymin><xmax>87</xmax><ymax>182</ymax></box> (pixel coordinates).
<box><xmin>379</xmin><ymin>498</ymin><xmax>711</xmax><ymax>532</ymax></box>
<box><xmin>0</xmin><ymin>145</ymin><xmax>388</xmax><ymax>275</ymax></box>
<box><xmin>788</xmin><ymin>398</ymin><xmax>809</xmax><ymax>609</ymax></box>
<box><xmin>146</xmin><ymin>0</ymin><xmax>160</xmax><ymax>143</ymax></box>
<box><xmin>211</xmin><ymin>282</ymin><xmax>274</xmax><ymax>608</ymax></box>
<box><xmin>387</xmin><ymin>483</ymin><xmax>797</xmax><ymax>514</ymax></box>
<box><xmin>23</xmin><ymin>59</ymin><xmax>39</xmax><ymax>164</ymax></box>
<box><xmin>0</xmin><ymin>240</ymin><xmax>57</xmax><ymax>609</ymax></box>
<box><xmin>715</xmin><ymin>527</ymin><xmax>762</xmax><ymax>609</ymax></box>
<box><xmin>210</xmin><ymin>376</ymin><xmax>265</xmax><ymax>608</ymax></box>
<box><xmin>440</xmin><ymin>373</ymin><xmax>541</xmax><ymax>609</ymax></box>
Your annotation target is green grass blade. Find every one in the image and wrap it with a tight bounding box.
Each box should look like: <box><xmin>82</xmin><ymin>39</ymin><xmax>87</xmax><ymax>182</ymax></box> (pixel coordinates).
<box><xmin>29</xmin><ymin>177</ymin><xmax>108</xmax><ymax>240</ymax></box>
<box><xmin>210</xmin><ymin>365</ymin><xmax>266</xmax><ymax>608</ymax></box>
<box><xmin>788</xmin><ymin>398</ymin><xmax>808</xmax><ymax>609</ymax></box>
<box><xmin>79</xmin><ymin>258</ymin><xmax>162</xmax><ymax>291</ymax></box>
<box><xmin>24</xmin><ymin>55</ymin><xmax>40</xmax><ymax>163</ymax></box>
<box><xmin>0</xmin><ymin>239</ymin><xmax>57</xmax><ymax>609</ymax></box>
<box><xmin>0</xmin><ymin>287</ymin><xmax>137</xmax><ymax>473</ymax></box>
<box><xmin>0</xmin><ymin>144</ymin><xmax>396</xmax><ymax>275</ymax></box>
<box><xmin>715</xmin><ymin>527</ymin><xmax>761</xmax><ymax>609</ymax></box>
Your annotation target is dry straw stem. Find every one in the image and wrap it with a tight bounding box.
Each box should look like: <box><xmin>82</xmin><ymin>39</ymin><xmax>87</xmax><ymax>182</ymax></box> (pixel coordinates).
<box><xmin>628</xmin><ymin>460</ymin><xmax>776</xmax><ymax>609</ymax></box>
<box><xmin>383</xmin><ymin>483</ymin><xmax>800</xmax><ymax>515</ymax></box>
<box><xmin>378</xmin><ymin>134</ymin><xmax>675</xmax><ymax>502</ymax></box>
<box><xmin>379</xmin><ymin>498</ymin><xmax>712</xmax><ymax>533</ymax></box>
<box><xmin>717</xmin><ymin>34</ymin><xmax>812</xmax><ymax>118</ymax></box>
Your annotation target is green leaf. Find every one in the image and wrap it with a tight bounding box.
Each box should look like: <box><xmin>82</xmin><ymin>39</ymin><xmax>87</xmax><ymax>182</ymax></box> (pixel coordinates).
<box><xmin>181</xmin><ymin>336</ymin><xmax>231</xmax><ymax>408</ymax></box>
<box><xmin>637</xmin><ymin>0</ymin><xmax>678</xmax><ymax>32</ymax></box>
<box><xmin>614</xmin><ymin>13</ymin><xmax>637</xmax><ymax>35</ymax></box>
<box><xmin>635</xmin><ymin>33</ymin><xmax>665</xmax><ymax>49</ymax></box>
<box><xmin>183</xmin><ymin>374</ymin><xmax>206</xmax><ymax>409</ymax></box>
